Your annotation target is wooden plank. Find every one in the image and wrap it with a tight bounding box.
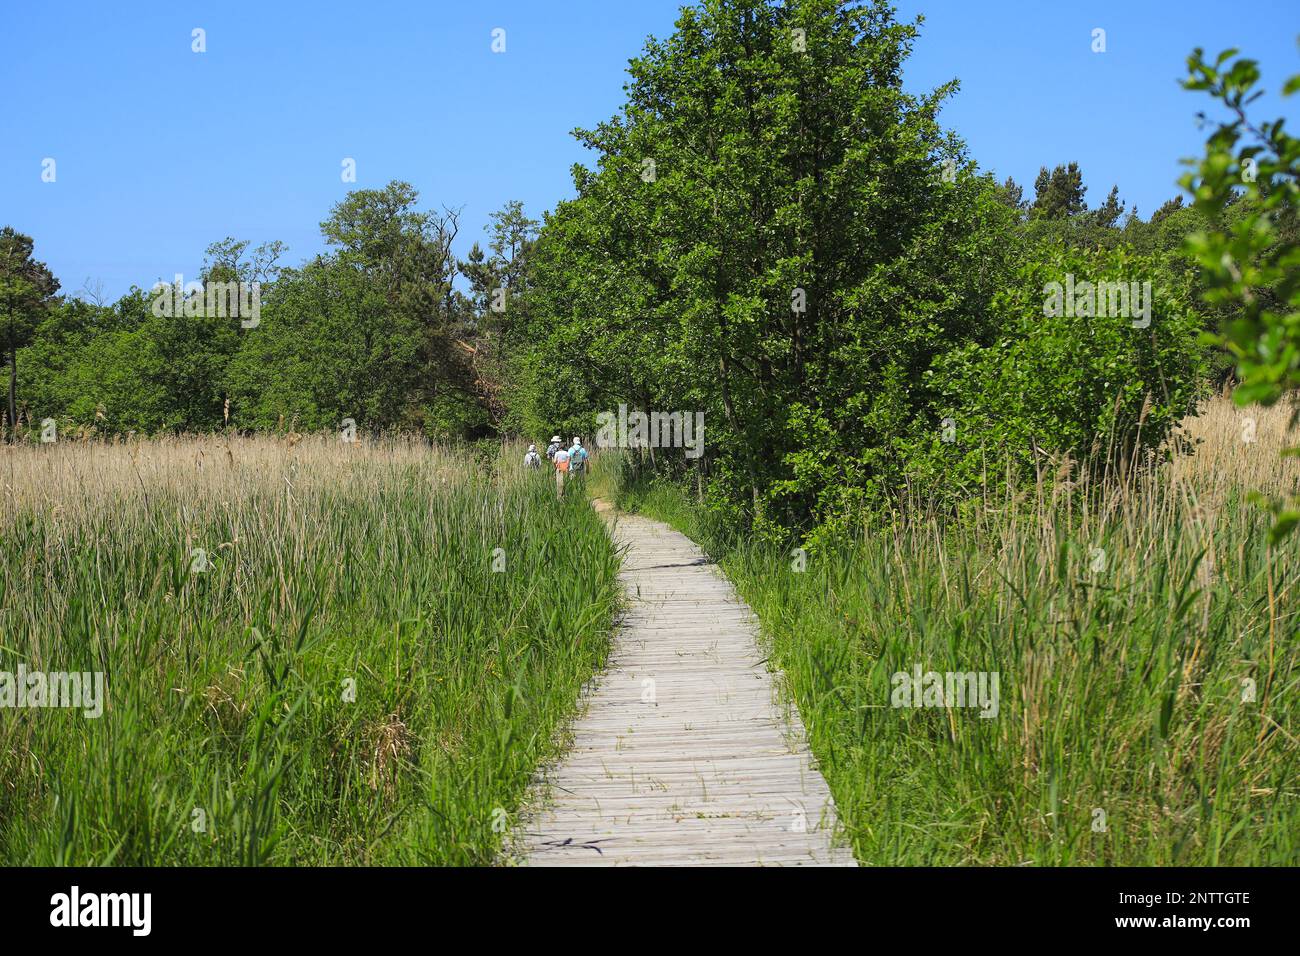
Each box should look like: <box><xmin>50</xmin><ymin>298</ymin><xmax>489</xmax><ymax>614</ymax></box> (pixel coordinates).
<box><xmin>509</xmin><ymin>503</ymin><xmax>856</xmax><ymax>867</ymax></box>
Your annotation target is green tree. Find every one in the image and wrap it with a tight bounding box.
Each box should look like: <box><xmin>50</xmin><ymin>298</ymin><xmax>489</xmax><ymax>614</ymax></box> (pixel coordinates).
<box><xmin>1022</xmin><ymin>163</ymin><xmax>1132</xmax><ymax>252</ymax></box>
<box><xmin>0</xmin><ymin>227</ymin><xmax>59</xmax><ymax>436</ymax></box>
<box><xmin>523</xmin><ymin>0</ymin><xmax>1019</xmax><ymax>537</ymax></box>
<box><xmin>226</xmin><ymin>258</ymin><xmax>415</xmax><ymax>430</ymax></box>
<box><xmin>461</xmin><ymin>200</ymin><xmax>540</xmax><ymax>425</ymax></box>
<box><xmin>20</xmin><ymin>289</ymin><xmax>173</xmax><ymax>435</ymax></box>
<box><xmin>1030</xmin><ymin>162</ymin><xmax>1088</xmax><ymax>220</ymax></box>
<box><xmin>1181</xmin><ymin>43</ymin><xmax>1300</xmax><ymax>539</ymax></box>
<box><xmin>906</xmin><ymin>243</ymin><xmax>1206</xmax><ymax>502</ymax></box>
<box><xmin>225</xmin><ymin>182</ymin><xmax>485</xmax><ymax>437</ymax></box>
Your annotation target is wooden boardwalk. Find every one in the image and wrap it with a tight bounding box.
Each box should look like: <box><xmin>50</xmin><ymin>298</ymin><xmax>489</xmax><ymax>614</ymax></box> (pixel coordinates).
<box><xmin>512</xmin><ymin>503</ymin><xmax>856</xmax><ymax>866</ymax></box>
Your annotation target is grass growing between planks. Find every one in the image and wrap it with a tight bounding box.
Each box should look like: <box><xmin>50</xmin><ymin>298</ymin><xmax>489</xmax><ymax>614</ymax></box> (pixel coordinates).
<box><xmin>612</xmin><ymin>397</ymin><xmax>1300</xmax><ymax>865</ymax></box>
<box><xmin>0</xmin><ymin>435</ymin><xmax>619</xmax><ymax>865</ymax></box>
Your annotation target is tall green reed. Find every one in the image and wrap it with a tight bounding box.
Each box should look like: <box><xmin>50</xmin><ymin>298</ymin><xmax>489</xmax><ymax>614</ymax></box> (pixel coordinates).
<box><xmin>0</xmin><ymin>435</ymin><xmax>619</xmax><ymax>865</ymax></box>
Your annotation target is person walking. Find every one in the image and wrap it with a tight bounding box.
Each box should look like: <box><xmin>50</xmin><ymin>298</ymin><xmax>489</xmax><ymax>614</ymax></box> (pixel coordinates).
<box><xmin>567</xmin><ymin>436</ymin><xmax>589</xmax><ymax>481</ymax></box>
<box><xmin>546</xmin><ymin>435</ymin><xmax>563</xmax><ymax>461</ymax></box>
<box><xmin>553</xmin><ymin>443</ymin><xmax>570</xmax><ymax>498</ymax></box>
<box><xmin>524</xmin><ymin>444</ymin><xmax>541</xmax><ymax>469</ymax></box>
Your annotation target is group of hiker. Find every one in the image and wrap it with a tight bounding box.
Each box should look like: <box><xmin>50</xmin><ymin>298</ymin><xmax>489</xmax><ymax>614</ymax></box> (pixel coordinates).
<box><xmin>524</xmin><ymin>435</ymin><xmax>589</xmax><ymax>497</ymax></box>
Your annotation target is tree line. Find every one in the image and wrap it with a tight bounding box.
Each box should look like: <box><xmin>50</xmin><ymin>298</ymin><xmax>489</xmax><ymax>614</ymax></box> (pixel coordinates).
<box><xmin>3</xmin><ymin>183</ymin><xmax>536</xmax><ymax>441</ymax></box>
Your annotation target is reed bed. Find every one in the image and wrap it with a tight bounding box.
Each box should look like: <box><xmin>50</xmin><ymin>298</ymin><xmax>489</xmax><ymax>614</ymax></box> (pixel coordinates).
<box><xmin>0</xmin><ymin>433</ymin><xmax>619</xmax><ymax>864</ymax></box>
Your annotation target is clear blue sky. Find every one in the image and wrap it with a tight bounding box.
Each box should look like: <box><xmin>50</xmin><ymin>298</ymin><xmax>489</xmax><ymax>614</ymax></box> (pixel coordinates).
<box><xmin>1</xmin><ymin>0</ymin><xmax>1296</xmax><ymax>301</ymax></box>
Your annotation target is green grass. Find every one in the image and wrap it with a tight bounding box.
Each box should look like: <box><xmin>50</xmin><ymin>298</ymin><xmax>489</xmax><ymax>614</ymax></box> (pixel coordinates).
<box><xmin>0</xmin><ymin>438</ymin><xmax>619</xmax><ymax>865</ymax></box>
<box><xmin>614</xmin><ymin>468</ymin><xmax>1300</xmax><ymax>865</ymax></box>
